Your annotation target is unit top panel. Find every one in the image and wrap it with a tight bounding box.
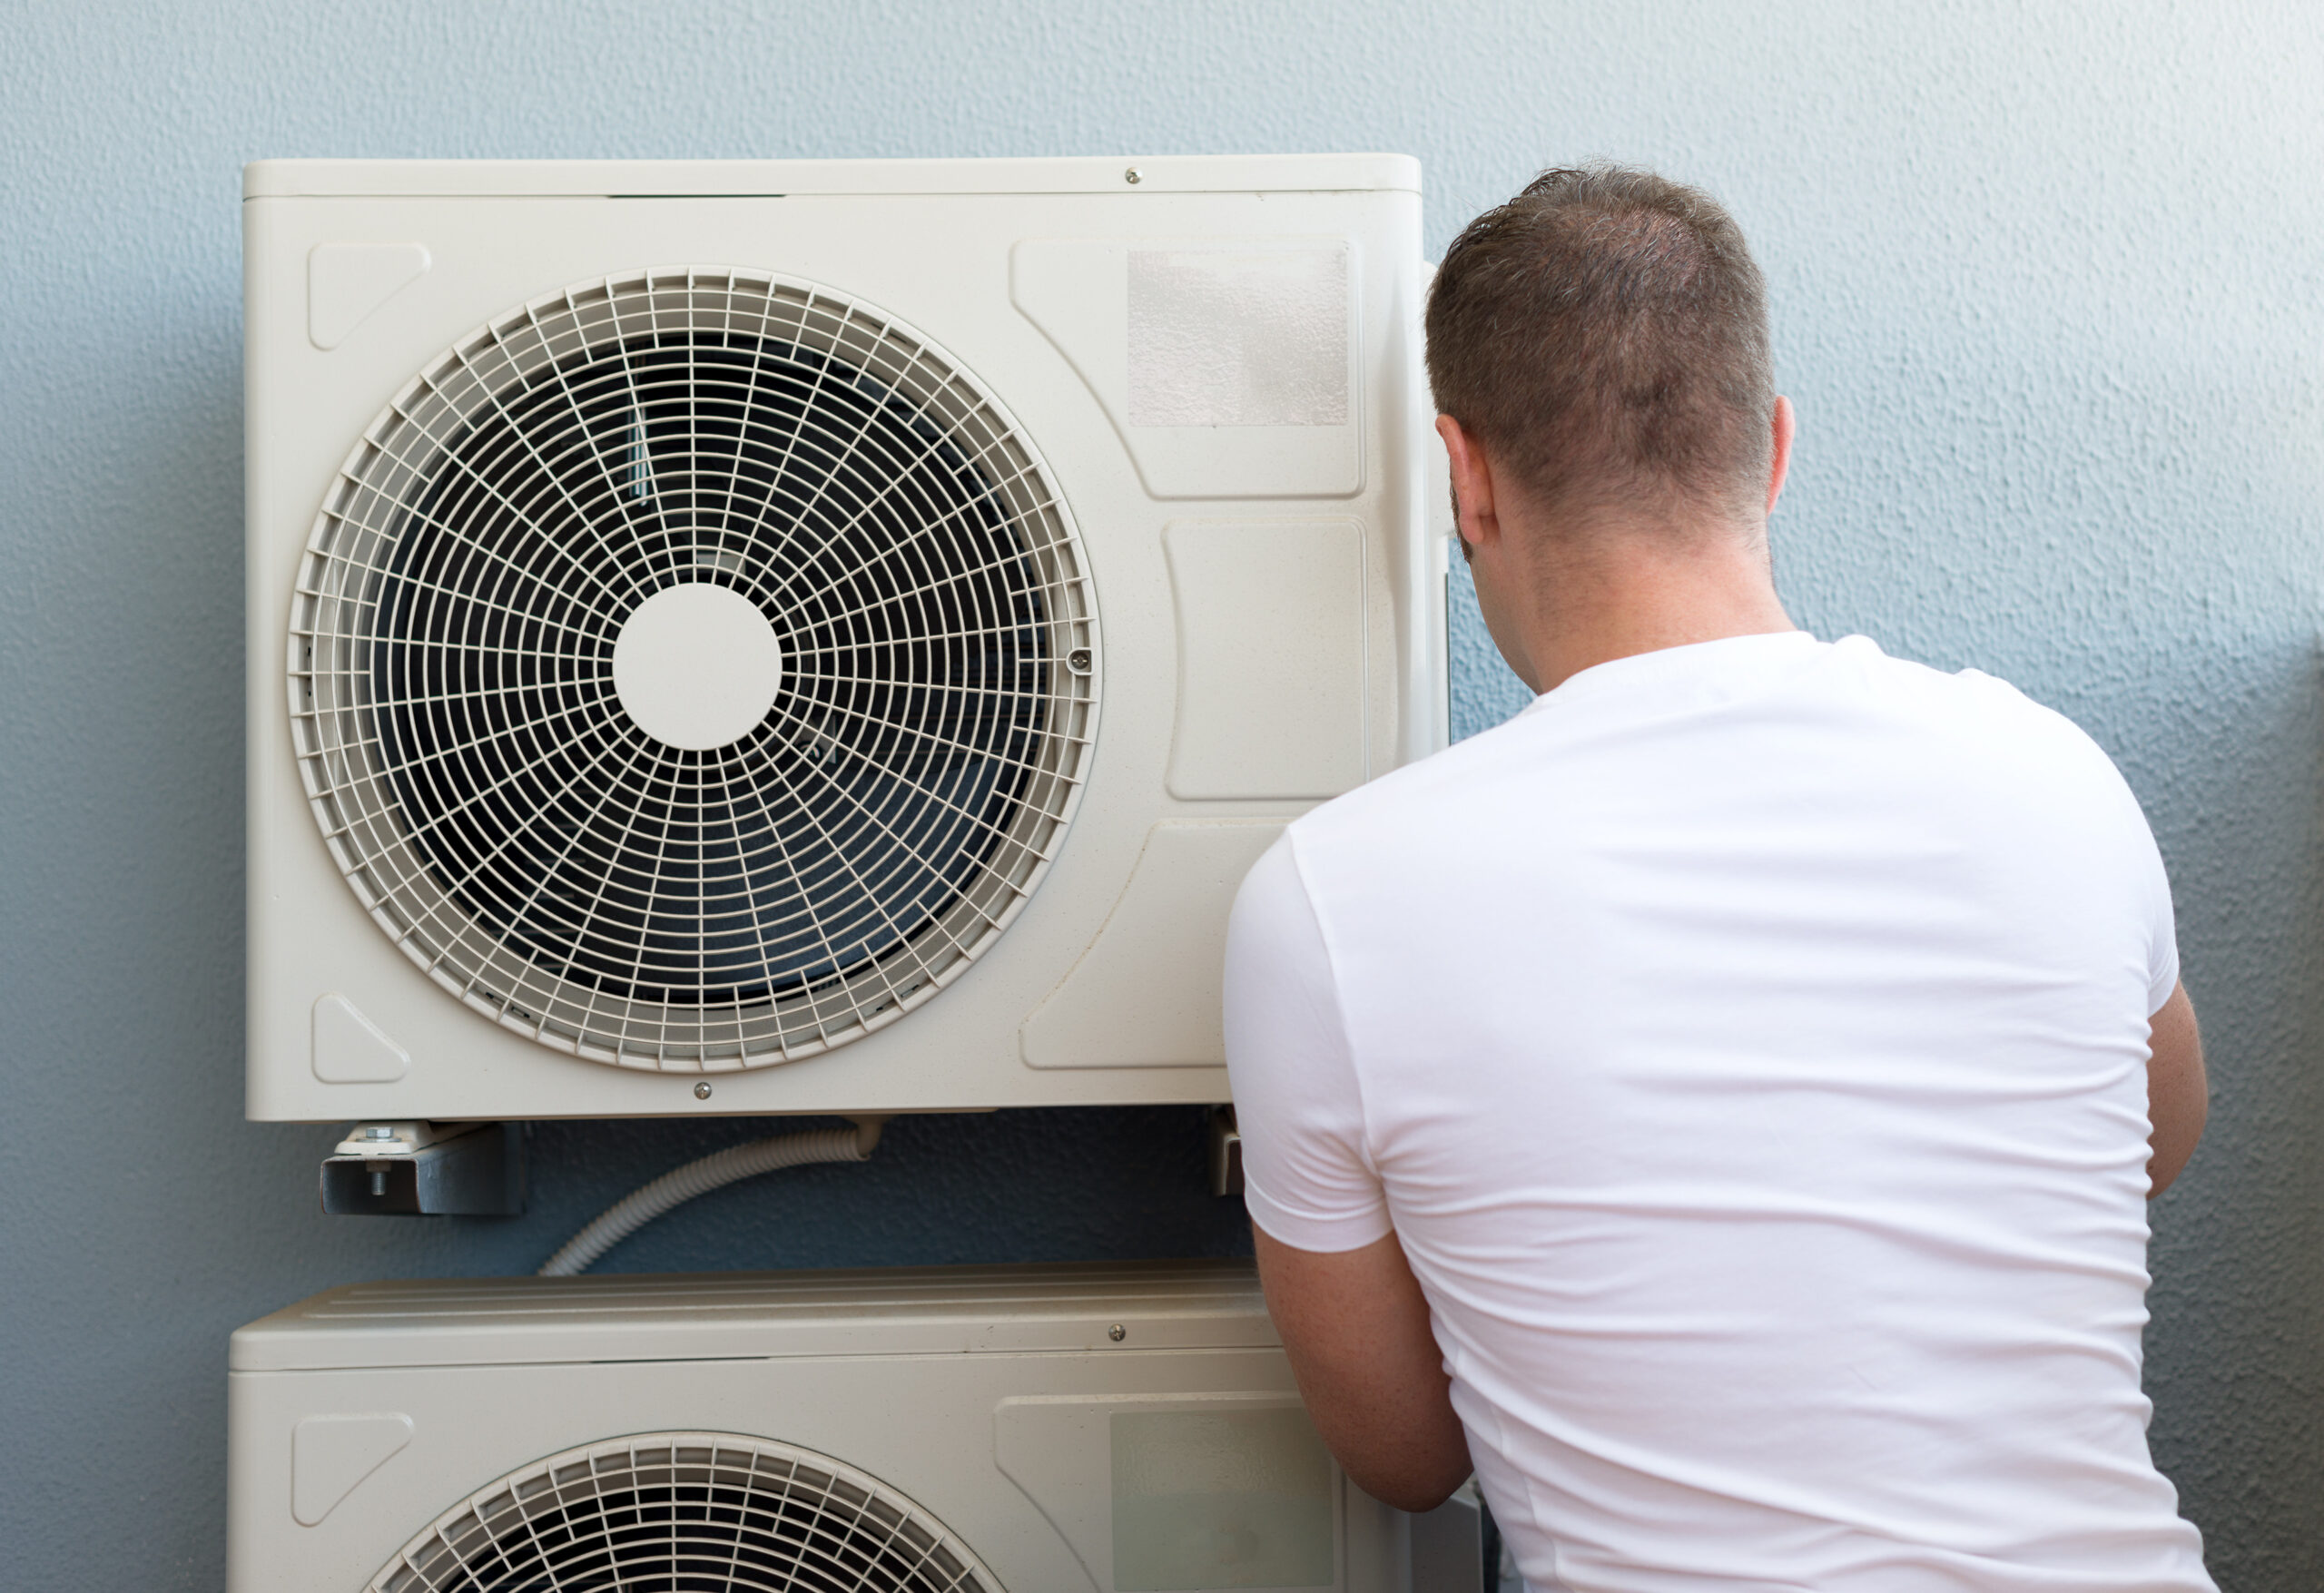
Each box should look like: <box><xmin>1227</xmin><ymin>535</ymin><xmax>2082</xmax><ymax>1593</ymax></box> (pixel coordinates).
<box><xmin>242</xmin><ymin>153</ymin><xmax>1422</xmax><ymax>201</ymax></box>
<box><xmin>231</xmin><ymin>1258</ymin><xmax>1275</xmax><ymax>1372</ymax></box>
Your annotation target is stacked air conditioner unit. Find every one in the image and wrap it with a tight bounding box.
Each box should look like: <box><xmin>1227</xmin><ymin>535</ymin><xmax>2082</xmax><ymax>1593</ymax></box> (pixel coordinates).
<box><xmin>230</xmin><ymin>1262</ymin><xmax>1473</xmax><ymax>1592</ymax></box>
<box><xmin>236</xmin><ymin>155</ymin><xmax>1451</xmax><ymax>1592</ymax></box>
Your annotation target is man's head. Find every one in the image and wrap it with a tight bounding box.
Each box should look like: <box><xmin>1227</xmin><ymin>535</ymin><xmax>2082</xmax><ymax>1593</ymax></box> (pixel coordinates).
<box><xmin>1427</xmin><ymin>164</ymin><xmax>1776</xmax><ymax>531</ymax></box>
<box><xmin>1428</xmin><ymin>165</ymin><xmax>1796</xmax><ymax>693</ymax></box>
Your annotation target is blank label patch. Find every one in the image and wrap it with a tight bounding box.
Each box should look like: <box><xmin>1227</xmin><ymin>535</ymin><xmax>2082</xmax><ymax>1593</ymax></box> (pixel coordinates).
<box><xmin>1128</xmin><ymin>247</ymin><xmax>1349</xmax><ymax>428</ymax></box>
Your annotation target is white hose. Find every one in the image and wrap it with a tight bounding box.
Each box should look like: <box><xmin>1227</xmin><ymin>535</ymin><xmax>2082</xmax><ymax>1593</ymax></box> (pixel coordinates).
<box><xmin>537</xmin><ymin>1118</ymin><xmax>885</xmax><ymax>1277</ymax></box>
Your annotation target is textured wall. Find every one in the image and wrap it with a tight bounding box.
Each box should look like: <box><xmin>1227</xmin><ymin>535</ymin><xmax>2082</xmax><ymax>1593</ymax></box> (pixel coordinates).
<box><xmin>1</xmin><ymin>1</ymin><xmax>2318</xmax><ymax>1586</ymax></box>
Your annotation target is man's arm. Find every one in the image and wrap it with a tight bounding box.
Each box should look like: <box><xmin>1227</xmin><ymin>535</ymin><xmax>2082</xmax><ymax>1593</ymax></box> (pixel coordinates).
<box><xmin>2147</xmin><ymin>980</ymin><xmax>2207</xmax><ymax>1197</ymax></box>
<box><xmin>1252</xmin><ymin>1224</ymin><xmax>1472</xmax><ymax>1512</ymax></box>
<box><xmin>1226</xmin><ymin>838</ymin><xmax>1468</xmax><ymax>1509</ymax></box>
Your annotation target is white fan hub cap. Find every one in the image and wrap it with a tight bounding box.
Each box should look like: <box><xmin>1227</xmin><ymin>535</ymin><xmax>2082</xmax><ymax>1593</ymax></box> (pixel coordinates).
<box><xmin>611</xmin><ymin>582</ymin><xmax>783</xmax><ymax>751</ymax></box>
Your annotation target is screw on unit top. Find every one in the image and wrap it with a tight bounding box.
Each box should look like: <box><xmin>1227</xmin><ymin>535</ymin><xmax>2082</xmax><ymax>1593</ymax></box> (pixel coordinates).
<box><xmin>1124</xmin><ymin>167</ymin><xmax>1143</xmax><ymax>185</ymax></box>
<box><xmin>1108</xmin><ymin>1323</ymin><xmax>1128</xmax><ymax>1342</ymax></box>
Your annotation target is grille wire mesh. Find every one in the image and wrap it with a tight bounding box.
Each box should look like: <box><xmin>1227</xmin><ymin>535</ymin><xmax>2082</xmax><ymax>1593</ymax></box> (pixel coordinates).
<box><xmin>291</xmin><ymin>269</ymin><xmax>1098</xmax><ymax>1069</ymax></box>
<box><xmin>369</xmin><ymin>1433</ymin><xmax>999</xmax><ymax>1593</ymax></box>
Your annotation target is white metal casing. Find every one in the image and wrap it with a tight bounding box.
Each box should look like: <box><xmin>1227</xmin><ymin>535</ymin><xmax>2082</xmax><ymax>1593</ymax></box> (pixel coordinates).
<box><xmin>228</xmin><ymin>1261</ymin><xmax>1433</xmax><ymax>1592</ymax></box>
<box><xmin>245</xmin><ymin>155</ymin><xmax>1443</xmax><ymax>1122</ymax></box>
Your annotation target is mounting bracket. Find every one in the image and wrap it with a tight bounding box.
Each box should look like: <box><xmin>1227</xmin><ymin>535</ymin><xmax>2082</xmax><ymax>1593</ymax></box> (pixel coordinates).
<box><xmin>320</xmin><ymin>1121</ymin><xmax>526</xmax><ymax>1215</ymax></box>
<box><xmin>1207</xmin><ymin>1105</ymin><xmax>1243</xmax><ymax>1198</ymax></box>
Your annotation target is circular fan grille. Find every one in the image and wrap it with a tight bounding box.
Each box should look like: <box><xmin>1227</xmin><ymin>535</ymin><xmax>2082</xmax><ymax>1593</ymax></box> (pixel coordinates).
<box><xmin>292</xmin><ymin>270</ymin><xmax>1098</xmax><ymax>1068</ymax></box>
<box><xmin>369</xmin><ymin>1433</ymin><xmax>1000</xmax><ymax>1593</ymax></box>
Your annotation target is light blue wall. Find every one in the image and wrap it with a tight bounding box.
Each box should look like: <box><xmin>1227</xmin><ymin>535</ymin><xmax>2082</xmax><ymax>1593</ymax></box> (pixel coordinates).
<box><xmin>2</xmin><ymin>1</ymin><xmax>2318</xmax><ymax>1585</ymax></box>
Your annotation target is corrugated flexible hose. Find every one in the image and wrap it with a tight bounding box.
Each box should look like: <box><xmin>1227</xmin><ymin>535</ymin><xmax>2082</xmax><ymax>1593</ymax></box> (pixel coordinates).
<box><xmin>537</xmin><ymin>1118</ymin><xmax>884</xmax><ymax>1277</ymax></box>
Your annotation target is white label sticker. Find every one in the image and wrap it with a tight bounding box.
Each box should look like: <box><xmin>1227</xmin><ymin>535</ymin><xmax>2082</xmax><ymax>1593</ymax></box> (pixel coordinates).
<box><xmin>1128</xmin><ymin>247</ymin><xmax>1350</xmax><ymax>428</ymax></box>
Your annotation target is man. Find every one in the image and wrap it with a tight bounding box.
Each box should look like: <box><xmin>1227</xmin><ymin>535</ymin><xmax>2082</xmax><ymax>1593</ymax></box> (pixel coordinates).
<box><xmin>1222</xmin><ymin>166</ymin><xmax>2213</xmax><ymax>1590</ymax></box>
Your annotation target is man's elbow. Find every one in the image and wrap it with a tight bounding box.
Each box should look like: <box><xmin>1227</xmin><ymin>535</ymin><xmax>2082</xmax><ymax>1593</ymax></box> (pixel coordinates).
<box><xmin>2145</xmin><ymin>981</ymin><xmax>2208</xmax><ymax>1198</ymax></box>
<box><xmin>1347</xmin><ymin>1453</ymin><xmax>1472</xmax><ymax>1515</ymax></box>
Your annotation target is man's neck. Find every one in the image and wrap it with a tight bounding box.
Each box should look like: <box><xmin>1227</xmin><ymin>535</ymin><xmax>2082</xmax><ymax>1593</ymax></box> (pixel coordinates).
<box><xmin>1502</xmin><ymin>516</ymin><xmax>1797</xmax><ymax>693</ymax></box>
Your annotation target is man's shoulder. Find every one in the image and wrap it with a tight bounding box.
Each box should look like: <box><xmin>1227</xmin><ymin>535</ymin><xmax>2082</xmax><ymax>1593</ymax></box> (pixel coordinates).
<box><xmin>1284</xmin><ymin>709</ymin><xmax>1546</xmax><ymax>862</ymax></box>
<box><xmin>1285</xmin><ymin>636</ymin><xmax>2136</xmax><ymax>860</ymax></box>
<box><xmin>1837</xmin><ymin>638</ymin><xmax>2124</xmax><ymax>776</ymax></box>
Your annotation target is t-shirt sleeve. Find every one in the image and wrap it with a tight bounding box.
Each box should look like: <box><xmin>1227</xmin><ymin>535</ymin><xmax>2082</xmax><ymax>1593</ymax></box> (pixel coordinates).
<box><xmin>1223</xmin><ymin>833</ymin><xmax>1391</xmax><ymax>1253</ymax></box>
<box><xmin>2090</xmin><ymin>730</ymin><xmax>2180</xmax><ymax>1018</ymax></box>
<box><xmin>2028</xmin><ymin>687</ymin><xmax>2181</xmax><ymax>1018</ymax></box>
<box><xmin>2140</xmin><ymin>825</ymin><xmax>2180</xmax><ymax>1017</ymax></box>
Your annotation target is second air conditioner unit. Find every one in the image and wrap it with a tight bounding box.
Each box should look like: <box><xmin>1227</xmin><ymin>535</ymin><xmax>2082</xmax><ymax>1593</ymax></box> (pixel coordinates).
<box><xmin>228</xmin><ymin>1260</ymin><xmax>1475</xmax><ymax>1592</ymax></box>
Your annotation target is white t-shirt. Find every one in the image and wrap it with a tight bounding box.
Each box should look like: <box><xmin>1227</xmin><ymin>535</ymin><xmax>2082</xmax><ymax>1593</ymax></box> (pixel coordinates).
<box><xmin>1224</xmin><ymin>632</ymin><xmax>2211</xmax><ymax>1592</ymax></box>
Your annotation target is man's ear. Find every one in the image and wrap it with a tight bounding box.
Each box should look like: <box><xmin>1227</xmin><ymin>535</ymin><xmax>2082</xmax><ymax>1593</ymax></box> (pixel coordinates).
<box><xmin>1765</xmin><ymin>396</ymin><xmax>1795</xmax><ymax>519</ymax></box>
<box><xmin>1436</xmin><ymin>416</ymin><xmax>1501</xmax><ymax>556</ymax></box>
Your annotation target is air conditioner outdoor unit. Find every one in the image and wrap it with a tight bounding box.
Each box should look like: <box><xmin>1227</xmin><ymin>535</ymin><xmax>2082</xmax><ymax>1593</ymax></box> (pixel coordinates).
<box><xmin>228</xmin><ymin>1260</ymin><xmax>1472</xmax><ymax>1592</ymax></box>
<box><xmin>244</xmin><ymin>155</ymin><xmax>1443</xmax><ymax>1124</ymax></box>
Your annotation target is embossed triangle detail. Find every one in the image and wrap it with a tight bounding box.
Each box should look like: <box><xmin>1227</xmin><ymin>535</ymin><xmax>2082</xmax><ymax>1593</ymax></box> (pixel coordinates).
<box><xmin>308</xmin><ymin>242</ymin><xmax>430</xmax><ymax>350</ymax></box>
<box><xmin>292</xmin><ymin>1413</ymin><xmax>413</xmax><ymax>1526</ymax></box>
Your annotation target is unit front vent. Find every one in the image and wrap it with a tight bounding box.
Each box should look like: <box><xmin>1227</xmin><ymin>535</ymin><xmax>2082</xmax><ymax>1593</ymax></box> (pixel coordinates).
<box><xmin>290</xmin><ymin>269</ymin><xmax>1098</xmax><ymax>1070</ymax></box>
<box><xmin>369</xmin><ymin>1433</ymin><xmax>998</xmax><ymax>1593</ymax></box>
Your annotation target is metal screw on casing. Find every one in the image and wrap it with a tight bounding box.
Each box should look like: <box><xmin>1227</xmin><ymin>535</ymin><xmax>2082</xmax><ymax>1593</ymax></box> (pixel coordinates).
<box><xmin>694</xmin><ymin>1082</ymin><xmax>713</xmax><ymax>1100</ymax></box>
<box><xmin>1124</xmin><ymin>167</ymin><xmax>1142</xmax><ymax>185</ymax></box>
<box><xmin>1068</xmin><ymin>647</ymin><xmax>1092</xmax><ymax>674</ymax></box>
<box><xmin>1108</xmin><ymin>1323</ymin><xmax>1127</xmax><ymax>1342</ymax></box>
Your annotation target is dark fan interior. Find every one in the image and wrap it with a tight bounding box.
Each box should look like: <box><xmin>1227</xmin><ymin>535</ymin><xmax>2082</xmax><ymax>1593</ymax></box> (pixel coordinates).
<box><xmin>389</xmin><ymin>1455</ymin><xmax>986</xmax><ymax>1593</ymax></box>
<box><xmin>364</xmin><ymin>329</ymin><xmax>1054</xmax><ymax>1009</ymax></box>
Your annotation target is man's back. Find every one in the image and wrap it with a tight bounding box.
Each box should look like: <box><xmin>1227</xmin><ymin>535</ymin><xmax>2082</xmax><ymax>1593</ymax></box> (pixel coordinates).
<box><xmin>1226</xmin><ymin>631</ymin><xmax>2213</xmax><ymax>1590</ymax></box>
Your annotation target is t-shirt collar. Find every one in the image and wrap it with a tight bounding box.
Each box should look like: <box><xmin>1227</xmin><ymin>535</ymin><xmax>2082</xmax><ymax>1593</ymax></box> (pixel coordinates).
<box><xmin>1519</xmin><ymin>630</ymin><xmax>1826</xmax><ymax>717</ymax></box>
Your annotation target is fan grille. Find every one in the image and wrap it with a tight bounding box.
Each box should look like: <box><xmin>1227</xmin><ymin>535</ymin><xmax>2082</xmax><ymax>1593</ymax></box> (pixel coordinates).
<box><xmin>291</xmin><ymin>270</ymin><xmax>1097</xmax><ymax>1068</ymax></box>
<box><xmin>369</xmin><ymin>1433</ymin><xmax>999</xmax><ymax>1593</ymax></box>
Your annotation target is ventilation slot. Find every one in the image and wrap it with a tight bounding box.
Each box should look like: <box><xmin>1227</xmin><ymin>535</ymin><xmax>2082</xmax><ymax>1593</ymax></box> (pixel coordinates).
<box><xmin>370</xmin><ymin>1434</ymin><xmax>996</xmax><ymax>1593</ymax></box>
